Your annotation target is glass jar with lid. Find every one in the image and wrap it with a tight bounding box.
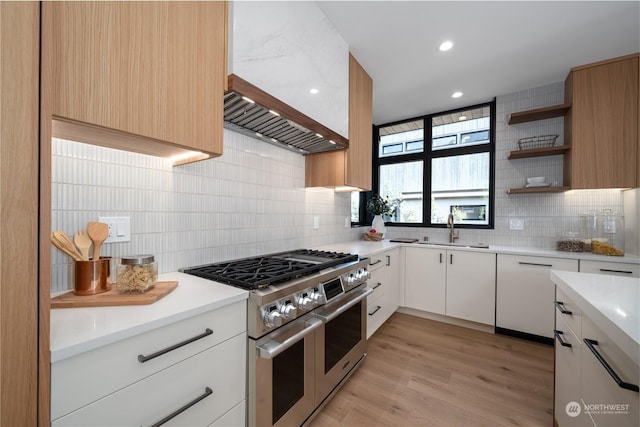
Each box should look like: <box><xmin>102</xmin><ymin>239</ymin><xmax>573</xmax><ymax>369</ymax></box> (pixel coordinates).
<box><xmin>592</xmin><ymin>209</ymin><xmax>625</xmax><ymax>256</ymax></box>
<box><xmin>116</xmin><ymin>254</ymin><xmax>158</xmax><ymax>293</ymax></box>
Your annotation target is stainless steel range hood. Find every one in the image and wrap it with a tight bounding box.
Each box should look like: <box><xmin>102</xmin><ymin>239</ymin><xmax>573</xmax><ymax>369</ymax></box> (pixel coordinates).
<box><xmin>224</xmin><ymin>75</ymin><xmax>349</xmax><ymax>154</ymax></box>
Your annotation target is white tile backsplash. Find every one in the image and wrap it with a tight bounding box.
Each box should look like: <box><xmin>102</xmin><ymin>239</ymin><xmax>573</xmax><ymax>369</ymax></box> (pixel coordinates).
<box><xmin>51</xmin><ymin>129</ymin><xmax>360</xmax><ymax>292</ymax></box>
<box><xmin>51</xmin><ymin>81</ymin><xmax>631</xmax><ymax>292</ymax></box>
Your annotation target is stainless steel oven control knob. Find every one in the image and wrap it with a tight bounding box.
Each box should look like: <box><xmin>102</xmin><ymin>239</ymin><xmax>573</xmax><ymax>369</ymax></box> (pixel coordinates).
<box><xmin>280</xmin><ymin>301</ymin><xmax>297</xmax><ymax>319</ymax></box>
<box><xmin>264</xmin><ymin>307</ymin><xmax>283</xmax><ymax>328</ymax></box>
<box><xmin>297</xmin><ymin>294</ymin><xmax>314</xmax><ymax>311</ymax></box>
<box><xmin>309</xmin><ymin>289</ymin><xmax>323</xmax><ymax>305</ymax></box>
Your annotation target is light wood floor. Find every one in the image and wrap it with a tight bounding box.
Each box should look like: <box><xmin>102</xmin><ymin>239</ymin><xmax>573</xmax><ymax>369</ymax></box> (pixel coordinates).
<box><xmin>310</xmin><ymin>313</ymin><xmax>554</xmax><ymax>427</ymax></box>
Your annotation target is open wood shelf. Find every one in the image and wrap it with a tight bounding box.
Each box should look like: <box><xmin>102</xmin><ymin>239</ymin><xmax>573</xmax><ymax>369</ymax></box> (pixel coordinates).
<box><xmin>506</xmin><ymin>186</ymin><xmax>570</xmax><ymax>194</ymax></box>
<box><xmin>508</xmin><ymin>103</ymin><xmax>571</xmax><ymax>124</ymax></box>
<box><xmin>508</xmin><ymin>145</ymin><xmax>570</xmax><ymax>160</ymax></box>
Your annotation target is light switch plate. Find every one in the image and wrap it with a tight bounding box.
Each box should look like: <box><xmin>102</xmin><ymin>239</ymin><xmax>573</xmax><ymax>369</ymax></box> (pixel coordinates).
<box><xmin>509</xmin><ymin>218</ymin><xmax>524</xmax><ymax>230</ymax></box>
<box><xmin>98</xmin><ymin>216</ymin><xmax>131</xmax><ymax>243</ymax></box>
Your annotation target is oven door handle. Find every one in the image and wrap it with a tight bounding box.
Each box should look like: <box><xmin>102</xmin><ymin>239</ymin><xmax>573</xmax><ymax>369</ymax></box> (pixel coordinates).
<box><xmin>257</xmin><ymin>317</ymin><xmax>323</xmax><ymax>360</ymax></box>
<box><xmin>316</xmin><ymin>287</ymin><xmax>373</xmax><ymax>323</ymax></box>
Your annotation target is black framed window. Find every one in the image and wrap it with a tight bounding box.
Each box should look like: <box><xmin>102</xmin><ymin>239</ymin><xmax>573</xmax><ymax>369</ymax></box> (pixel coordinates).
<box><xmin>352</xmin><ymin>100</ymin><xmax>495</xmax><ymax>229</ymax></box>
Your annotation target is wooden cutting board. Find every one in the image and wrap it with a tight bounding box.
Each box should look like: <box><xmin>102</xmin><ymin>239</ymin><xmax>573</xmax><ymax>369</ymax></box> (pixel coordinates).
<box><xmin>51</xmin><ymin>281</ymin><xmax>178</xmax><ymax>308</ymax></box>
<box><xmin>389</xmin><ymin>238</ymin><xmax>419</xmax><ymax>243</ymax></box>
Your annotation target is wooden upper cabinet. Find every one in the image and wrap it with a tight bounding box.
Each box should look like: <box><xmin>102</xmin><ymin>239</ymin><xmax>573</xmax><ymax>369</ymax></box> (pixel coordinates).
<box><xmin>45</xmin><ymin>1</ymin><xmax>227</xmax><ymax>164</ymax></box>
<box><xmin>564</xmin><ymin>53</ymin><xmax>639</xmax><ymax>189</ymax></box>
<box><xmin>345</xmin><ymin>53</ymin><xmax>373</xmax><ymax>190</ymax></box>
<box><xmin>305</xmin><ymin>54</ymin><xmax>373</xmax><ymax>190</ymax></box>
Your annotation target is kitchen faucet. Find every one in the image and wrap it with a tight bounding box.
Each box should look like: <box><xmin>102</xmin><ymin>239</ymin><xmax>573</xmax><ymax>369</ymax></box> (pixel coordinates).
<box><xmin>447</xmin><ymin>213</ymin><xmax>460</xmax><ymax>243</ymax></box>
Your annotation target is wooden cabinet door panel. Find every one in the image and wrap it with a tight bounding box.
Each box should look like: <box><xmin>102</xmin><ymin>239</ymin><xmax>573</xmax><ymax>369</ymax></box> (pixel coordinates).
<box><xmin>49</xmin><ymin>1</ymin><xmax>225</xmax><ymax>156</ymax></box>
<box><xmin>570</xmin><ymin>56</ymin><xmax>638</xmax><ymax>189</ymax></box>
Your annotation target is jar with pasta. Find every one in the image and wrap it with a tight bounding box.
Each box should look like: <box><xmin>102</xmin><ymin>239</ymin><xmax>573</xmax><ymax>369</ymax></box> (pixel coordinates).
<box><xmin>116</xmin><ymin>255</ymin><xmax>158</xmax><ymax>293</ymax></box>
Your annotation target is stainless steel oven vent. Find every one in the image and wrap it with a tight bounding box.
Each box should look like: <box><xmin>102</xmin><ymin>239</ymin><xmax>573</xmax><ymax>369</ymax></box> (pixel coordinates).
<box><xmin>224</xmin><ymin>75</ymin><xmax>349</xmax><ymax>155</ymax></box>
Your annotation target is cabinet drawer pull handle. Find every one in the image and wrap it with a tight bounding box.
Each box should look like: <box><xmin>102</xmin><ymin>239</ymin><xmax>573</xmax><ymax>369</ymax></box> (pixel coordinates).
<box><xmin>583</xmin><ymin>338</ymin><xmax>639</xmax><ymax>392</ymax></box>
<box><xmin>372</xmin><ymin>282</ymin><xmax>382</xmax><ymax>289</ymax></box>
<box><xmin>151</xmin><ymin>386</ymin><xmax>213</xmax><ymax>427</ymax></box>
<box><xmin>554</xmin><ymin>330</ymin><xmax>572</xmax><ymax>347</ymax></box>
<box><xmin>599</xmin><ymin>268</ymin><xmax>633</xmax><ymax>274</ymax></box>
<box><xmin>386</xmin><ymin>255</ymin><xmax>391</xmax><ymax>266</ymax></box>
<box><xmin>368</xmin><ymin>305</ymin><xmax>382</xmax><ymax>316</ymax></box>
<box><xmin>439</xmin><ymin>253</ymin><xmax>443</xmax><ymax>264</ymax></box>
<box><xmin>449</xmin><ymin>254</ymin><xmax>453</xmax><ymax>265</ymax></box>
<box><xmin>369</xmin><ymin>259</ymin><xmax>382</xmax><ymax>266</ymax></box>
<box><xmin>138</xmin><ymin>328</ymin><xmax>213</xmax><ymax>363</ymax></box>
<box><xmin>554</xmin><ymin>301</ymin><xmax>573</xmax><ymax>315</ymax></box>
<box><xmin>518</xmin><ymin>261</ymin><xmax>553</xmax><ymax>267</ymax></box>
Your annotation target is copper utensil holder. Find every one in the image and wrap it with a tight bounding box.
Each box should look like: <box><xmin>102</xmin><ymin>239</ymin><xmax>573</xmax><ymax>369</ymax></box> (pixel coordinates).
<box><xmin>74</xmin><ymin>258</ymin><xmax>111</xmax><ymax>296</ymax></box>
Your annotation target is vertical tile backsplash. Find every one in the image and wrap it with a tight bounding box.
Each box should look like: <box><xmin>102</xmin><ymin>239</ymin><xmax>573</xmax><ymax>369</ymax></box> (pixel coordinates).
<box><xmin>51</xmin><ymin>129</ymin><xmax>360</xmax><ymax>293</ymax></box>
<box><xmin>51</xmin><ymin>82</ymin><xmax>630</xmax><ymax>292</ymax></box>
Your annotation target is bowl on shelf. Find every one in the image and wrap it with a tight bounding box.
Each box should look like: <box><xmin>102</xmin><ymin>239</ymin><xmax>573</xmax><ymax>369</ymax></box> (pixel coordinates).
<box><xmin>527</xmin><ymin>176</ymin><xmax>546</xmax><ymax>185</ymax></box>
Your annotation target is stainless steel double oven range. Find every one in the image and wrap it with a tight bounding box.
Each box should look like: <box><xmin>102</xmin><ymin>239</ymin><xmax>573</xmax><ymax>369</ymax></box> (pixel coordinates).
<box><xmin>182</xmin><ymin>249</ymin><xmax>372</xmax><ymax>427</ymax></box>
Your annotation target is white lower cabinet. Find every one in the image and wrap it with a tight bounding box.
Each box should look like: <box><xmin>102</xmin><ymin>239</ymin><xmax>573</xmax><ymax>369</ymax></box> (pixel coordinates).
<box><xmin>404</xmin><ymin>247</ymin><xmax>495</xmax><ymax>325</ymax></box>
<box><xmin>53</xmin><ymin>334</ymin><xmax>246</xmax><ymax>426</ymax></box>
<box><xmin>209</xmin><ymin>400</ymin><xmax>246</xmax><ymax>427</ymax></box>
<box><xmin>497</xmin><ymin>255</ymin><xmax>578</xmax><ymax>339</ymax></box>
<box><xmin>366</xmin><ymin>248</ymin><xmax>400</xmax><ymax>338</ymax></box>
<box><xmin>404</xmin><ymin>247</ymin><xmax>446</xmax><ymax>314</ymax></box>
<box><xmin>445</xmin><ymin>250</ymin><xmax>496</xmax><ymax>325</ymax></box>
<box><xmin>579</xmin><ymin>259</ymin><xmax>640</xmax><ymax>277</ymax></box>
<box><xmin>51</xmin><ymin>300</ymin><xmax>247</xmax><ymax>426</ymax></box>
<box><xmin>581</xmin><ymin>315</ymin><xmax>639</xmax><ymax>427</ymax></box>
<box><xmin>554</xmin><ymin>287</ymin><xmax>639</xmax><ymax>427</ymax></box>
<box><xmin>554</xmin><ymin>307</ymin><xmax>585</xmax><ymax>427</ymax></box>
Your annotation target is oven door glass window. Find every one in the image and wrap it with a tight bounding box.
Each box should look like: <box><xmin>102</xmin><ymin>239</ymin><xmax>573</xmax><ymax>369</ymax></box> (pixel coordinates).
<box><xmin>324</xmin><ymin>303</ymin><xmax>362</xmax><ymax>373</ymax></box>
<box><xmin>272</xmin><ymin>340</ymin><xmax>305</xmax><ymax>424</ymax></box>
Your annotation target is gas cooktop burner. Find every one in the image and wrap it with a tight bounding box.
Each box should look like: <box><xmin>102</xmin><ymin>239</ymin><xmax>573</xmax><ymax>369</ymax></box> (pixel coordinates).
<box><xmin>182</xmin><ymin>249</ymin><xmax>359</xmax><ymax>290</ymax></box>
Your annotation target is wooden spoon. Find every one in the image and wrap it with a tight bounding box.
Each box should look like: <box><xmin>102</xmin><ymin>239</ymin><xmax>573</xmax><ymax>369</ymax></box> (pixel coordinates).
<box><xmin>73</xmin><ymin>230</ymin><xmax>92</xmax><ymax>261</ymax></box>
<box><xmin>51</xmin><ymin>231</ymin><xmax>84</xmax><ymax>261</ymax></box>
<box><xmin>87</xmin><ymin>222</ymin><xmax>109</xmax><ymax>261</ymax></box>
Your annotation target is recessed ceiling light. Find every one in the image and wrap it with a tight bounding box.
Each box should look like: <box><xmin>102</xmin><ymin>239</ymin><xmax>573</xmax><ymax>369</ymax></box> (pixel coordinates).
<box><xmin>310</xmin><ymin>88</ymin><xmax>319</xmax><ymax>95</ymax></box>
<box><xmin>329</xmin><ymin>140</ymin><xmax>336</xmax><ymax>145</ymax></box>
<box><xmin>242</xmin><ymin>96</ymin><xmax>255</xmax><ymax>104</ymax></box>
<box><xmin>458</xmin><ymin>115</ymin><xmax>467</xmax><ymax>121</ymax></box>
<box><xmin>269</xmin><ymin>110</ymin><xmax>280</xmax><ymax>116</ymax></box>
<box><xmin>439</xmin><ymin>41</ymin><xmax>454</xmax><ymax>52</ymax></box>
<box><xmin>315</xmin><ymin>133</ymin><xmax>323</xmax><ymax>138</ymax></box>
<box><xmin>451</xmin><ymin>91</ymin><xmax>463</xmax><ymax>98</ymax></box>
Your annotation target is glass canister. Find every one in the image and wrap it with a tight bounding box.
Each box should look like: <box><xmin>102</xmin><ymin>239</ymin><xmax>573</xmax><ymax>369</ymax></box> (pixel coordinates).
<box><xmin>592</xmin><ymin>209</ymin><xmax>625</xmax><ymax>256</ymax></box>
<box><xmin>580</xmin><ymin>211</ymin><xmax>598</xmax><ymax>252</ymax></box>
<box><xmin>116</xmin><ymin>254</ymin><xmax>158</xmax><ymax>293</ymax></box>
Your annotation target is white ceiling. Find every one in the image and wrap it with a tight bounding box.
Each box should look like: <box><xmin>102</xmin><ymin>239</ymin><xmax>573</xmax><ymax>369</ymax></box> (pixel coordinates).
<box><xmin>316</xmin><ymin>1</ymin><xmax>640</xmax><ymax>125</ymax></box>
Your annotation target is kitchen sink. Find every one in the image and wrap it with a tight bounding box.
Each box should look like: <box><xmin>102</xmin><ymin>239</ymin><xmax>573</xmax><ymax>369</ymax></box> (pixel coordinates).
<box><xmin>416</xmin><ymin>241</ymin><xmax>490</xmax><ymax>249</ymax></box>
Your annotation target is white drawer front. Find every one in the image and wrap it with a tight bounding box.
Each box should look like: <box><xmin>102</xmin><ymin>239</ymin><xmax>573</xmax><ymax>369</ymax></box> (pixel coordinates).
<box><xmin>580</xmin><ymin>260</ymin><xmax>640</xmax><ymax>277</ymax></box>
<box><xmin>52</xmin><ymin>301</ymin><xmax>246</xmax><ymax>420</ymax></box>
<box><xmin>555</xmin><ymin>288</ymin><xmax>582</xmax><ymax>339</ymax></box>
<box><xmin>209</xmin><ymin>400</ymin><xmax>246</xmax><ymax>427</ymax></box>
<box><xmin>53</xmin><ymin>333</ymin><xmax>246</xmax><ymax>426</ymax></box>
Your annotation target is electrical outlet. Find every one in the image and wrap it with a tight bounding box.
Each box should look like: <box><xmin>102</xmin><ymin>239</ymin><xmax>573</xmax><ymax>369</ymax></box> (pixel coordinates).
<box><xmin>509</xmin><ymin>218</ymin><xmax>524</xmax><ymax>230</ymax></box>
<box><xmin>98</xmin><ymin>216</ymin><xmax>131</xmax><ymax>243</ymax></box>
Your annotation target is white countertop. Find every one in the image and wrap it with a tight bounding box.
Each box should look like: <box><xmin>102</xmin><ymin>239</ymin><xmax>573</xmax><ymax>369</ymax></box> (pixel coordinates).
<box><xmin>50</xmin><ymin>272</ymin><xmax>248</xmax><ymax>363</ymax></box>
<box><xmin>551</xmin><ymin>270</ymin><xmax>639</xmax><ymax>364</ymax></box>
<box><xmin>316</xmin><ymin>239</ymin><xmax>640</xmax><ymax>264</ymax></box>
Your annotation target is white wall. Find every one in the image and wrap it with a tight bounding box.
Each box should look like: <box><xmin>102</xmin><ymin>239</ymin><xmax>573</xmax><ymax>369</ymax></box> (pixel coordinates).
<box><xmin>50</xmin><ymin>129</ymin><xmax>360</xmax><ymax>293</ymax></box>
